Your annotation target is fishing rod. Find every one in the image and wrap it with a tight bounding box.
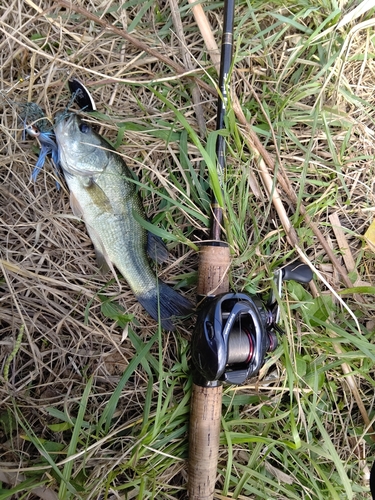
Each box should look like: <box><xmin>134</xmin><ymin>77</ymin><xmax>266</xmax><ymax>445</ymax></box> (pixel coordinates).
<box><xmin>187</xmin><ymin>1</ymin><xmax>235</xmax><ymax>497</ymax></box>
<box><xmin>187</xmin><ymin>1</ymin><xmax>312</xmax><ymax>498</ymax></box>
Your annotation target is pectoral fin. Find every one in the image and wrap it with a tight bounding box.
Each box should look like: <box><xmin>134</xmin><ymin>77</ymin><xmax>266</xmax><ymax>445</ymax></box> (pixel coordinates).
<box><xmin>70</xmin><ymin>192</ymin><xmax>84</xmax><ymax>218</ymax></box>
<box><xmin>84</xmin><ymin>179</ymin><xmax>113</xmax><ymax>213</ymax></box>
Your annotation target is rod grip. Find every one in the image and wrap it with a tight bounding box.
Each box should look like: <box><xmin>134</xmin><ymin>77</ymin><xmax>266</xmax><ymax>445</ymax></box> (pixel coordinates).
<box><xmin>196</xmin><ymin>243</ymin><xmax>231</xmax><ymax>297</ymax></box>
<box><xmin>188</xmin><ymin>242</ymin><xmax>230</xmax><ymax>498</ymax></box>
<box><xmin>188</xmin><ymin>383</ymin><xmax>223</xmax><ymax>500</ymax></box>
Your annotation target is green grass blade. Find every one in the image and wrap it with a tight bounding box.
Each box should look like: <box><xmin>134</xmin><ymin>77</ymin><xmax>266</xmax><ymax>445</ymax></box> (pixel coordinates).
<box><xmin>58</xmin><ymin>377</ymin><xmax>93</xmax><ymax>499</ymax></box>
<box><xmin>98</xmin><ymin>332</ymin><xmax>158</xmax><ymax>434</ymax></box>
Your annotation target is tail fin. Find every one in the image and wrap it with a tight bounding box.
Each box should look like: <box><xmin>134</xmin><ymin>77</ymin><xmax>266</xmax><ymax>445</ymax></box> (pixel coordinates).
<box><xmin>136</xmin><ymin>281</ymin><xmax>193</xmax><ymax>330</ymax></box>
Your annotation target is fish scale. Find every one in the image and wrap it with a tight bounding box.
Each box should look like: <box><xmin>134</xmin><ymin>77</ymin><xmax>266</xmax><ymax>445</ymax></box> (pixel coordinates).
<box><xmin>55</xmin><ymin>113</ymin><xmax>192</xmax><ymax>330</ymax></box>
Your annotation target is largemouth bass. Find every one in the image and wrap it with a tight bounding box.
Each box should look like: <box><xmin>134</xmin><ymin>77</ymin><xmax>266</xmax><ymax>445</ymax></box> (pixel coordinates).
<box><xmin>54</xmin><ymin>113</ymin><xmax>192</xmax><ymax>330</ymax></box>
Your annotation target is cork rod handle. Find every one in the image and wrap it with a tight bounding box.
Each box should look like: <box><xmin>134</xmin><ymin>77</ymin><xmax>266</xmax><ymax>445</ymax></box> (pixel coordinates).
<box><xmin>188</xmin><ymin>384</ymin><xmax>223</xmax><ymax>500</ymax></box>
<box><xmin>188</xmin><ymin>243</ymin><xmax>231</xmax><ymax>499</ymax></box>
<box><xmin>196</xmin><ymin>244</ymin><xmax>231</xmax><ymax>297</ymax></box>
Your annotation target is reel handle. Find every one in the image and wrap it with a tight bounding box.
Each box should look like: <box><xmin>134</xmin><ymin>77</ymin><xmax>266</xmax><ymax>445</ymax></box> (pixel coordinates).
<box><xmin>282</xmin><ymin>262</ymin><xmax>312</xmax><ymax>283</ymax></box>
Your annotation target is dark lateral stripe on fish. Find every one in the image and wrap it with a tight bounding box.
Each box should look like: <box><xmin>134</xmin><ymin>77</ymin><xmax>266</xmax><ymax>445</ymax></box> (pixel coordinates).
<box><xmin>136</xmin><ymin>282</ymin><xmax>193</xmax><ymax>331</ymax></box>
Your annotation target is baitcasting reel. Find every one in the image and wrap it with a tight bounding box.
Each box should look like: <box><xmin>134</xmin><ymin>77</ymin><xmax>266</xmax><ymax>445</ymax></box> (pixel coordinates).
<box><xmin>191</xmin><ymin>262</ymin><xmax>313</xmax><ymax>385</ymax></box>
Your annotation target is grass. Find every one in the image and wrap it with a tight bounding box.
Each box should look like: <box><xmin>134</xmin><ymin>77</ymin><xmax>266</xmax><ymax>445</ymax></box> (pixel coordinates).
<box><xmin>1</xmin><ymin>0</ymin><xmax>375</xmax><ymax>498</ymax></box>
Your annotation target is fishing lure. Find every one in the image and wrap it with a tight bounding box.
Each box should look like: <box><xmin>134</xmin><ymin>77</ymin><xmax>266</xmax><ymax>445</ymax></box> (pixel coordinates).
<box><xmin>17</xmin><ymin>102</ymin><xmax>60</xmax><ymax>186</ymax></box>
<box><xmin>68</xmin><ymin>77</ymin><xmax>96</xmax><ymax>112</ymax></box>
<box><xmin>25</xmin><ymin>78</ymin><xmax>96</xmax><ymax>176</ymax></box>
<box><xmin>9</xmin><ymin>78</ymin><xmax>95</xmax><ymax>187</ymax></box>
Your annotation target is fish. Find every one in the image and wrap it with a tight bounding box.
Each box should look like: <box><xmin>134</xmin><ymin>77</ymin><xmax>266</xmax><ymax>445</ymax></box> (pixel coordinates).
<box><xmin>54</xmin><ymin>112</ymin><xmax>192</xmax><ymax>330</ymax></box>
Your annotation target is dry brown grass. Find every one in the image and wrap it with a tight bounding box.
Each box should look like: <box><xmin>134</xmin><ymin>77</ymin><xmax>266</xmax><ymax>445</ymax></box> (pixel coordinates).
<box><xmin>0</xmin><ymin>2</ymin><xmax>200</xmax><ymax>497</ymax></box>
<box><xmin>1</xmin><ymin>0</ymin><xmax>375</xmax><ymax>499</ymax></box>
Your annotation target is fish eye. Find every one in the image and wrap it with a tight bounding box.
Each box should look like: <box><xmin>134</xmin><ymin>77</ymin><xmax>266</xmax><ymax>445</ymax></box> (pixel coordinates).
<box><xmin>79</xmin><ymin>123</ymin><xmax>90</xmax><ymax>134</ymax></box>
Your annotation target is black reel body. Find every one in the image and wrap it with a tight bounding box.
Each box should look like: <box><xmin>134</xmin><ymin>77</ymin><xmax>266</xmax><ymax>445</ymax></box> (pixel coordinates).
<box><xmin>192</xmin><ymin>262</ymin><xmax>313</xmax><ymax>386</ymax></box>
<box><xmin>192</xmin><ymin>293</ymin><xmax>276</xmax><ymax>385</ymax></box>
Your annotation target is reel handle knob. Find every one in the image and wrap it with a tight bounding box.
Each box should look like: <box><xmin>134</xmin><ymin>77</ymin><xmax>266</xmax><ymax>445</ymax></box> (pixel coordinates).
<box><xmin>282</xmin><ymin>263</ymin><xmax>313</xmax><ymax>283</ymax></box>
